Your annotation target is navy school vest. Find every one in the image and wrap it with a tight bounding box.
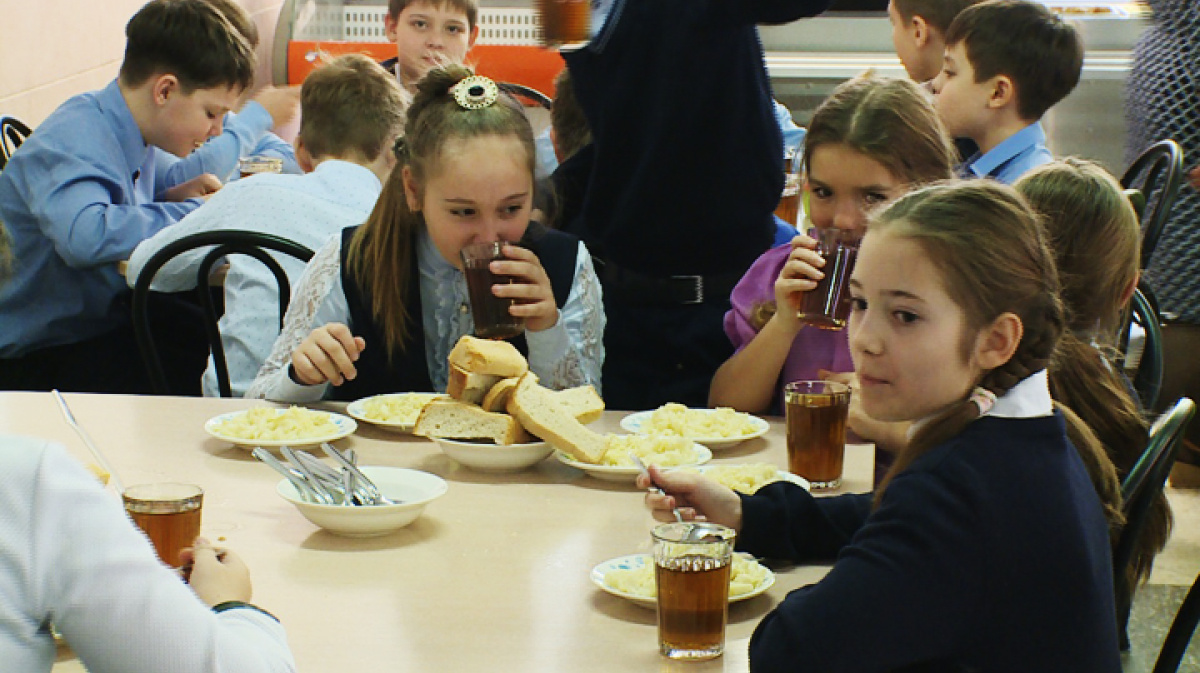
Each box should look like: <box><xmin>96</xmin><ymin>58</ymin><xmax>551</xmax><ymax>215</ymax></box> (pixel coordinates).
<box><xmin>331</xmin><ymin>222</ymin><xmax>578</xmax><ymax>400</ymax></box>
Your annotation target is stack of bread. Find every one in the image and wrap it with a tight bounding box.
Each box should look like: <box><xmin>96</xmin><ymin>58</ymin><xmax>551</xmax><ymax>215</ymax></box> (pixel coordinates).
<box><xmin>413</xmin><ymin>336</ymin><xmax>610</xmax><ymax>463</ymax></box>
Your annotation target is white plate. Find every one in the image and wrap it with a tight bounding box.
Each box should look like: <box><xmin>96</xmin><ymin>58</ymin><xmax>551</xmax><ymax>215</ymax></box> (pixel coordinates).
<box><xmin>277</xmin><ymin>466</ymin><xmax>447</xmax><ymax>537</ymax></box>
<box><xmin>620</xmin><ymin>409</ymin><xmax>770</xmax><ymax>450</ymax></box>
<box><xmin>555</xmin><ymin>444</ymin><xmax>712</xmax><ymax>483</ymax></box>
<box><xmin>590</xmin><ymin>553</ymin><xmax>775</xmax><ymax>609</ymax></box>
<box><xmin>689</xmin><ymin>464</ymin><xmax>810</xmax><ymax>493</ymax></box>
<box><xmin>204</xmin><ymin>408</ymin><xmax>356</xmax><ymax>448</ymax></box>
<box><xmin>432</xmin><ymin>437</ymin><xmax>554</xmax><ymax>473</ymax></box>
<box><xmin>345</xmin><ymin>393</ymin><xmax>446</xmax><ymax>433</ymax></box>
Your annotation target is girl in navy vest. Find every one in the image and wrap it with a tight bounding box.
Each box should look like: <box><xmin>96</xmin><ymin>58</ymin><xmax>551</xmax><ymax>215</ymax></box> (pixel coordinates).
<box><xmin>248</xmin><ymin>67</ymin><xmax>604</xmax><ymax>402</ymax></box>
<box><xmin>640</xmin><ymin>181</ymin><xmax>1122</xmax><ymax>672</ymax></box>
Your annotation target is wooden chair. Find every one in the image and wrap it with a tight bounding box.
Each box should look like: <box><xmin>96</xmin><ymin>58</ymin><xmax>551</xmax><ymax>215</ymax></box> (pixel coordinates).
<box><xmin>1153</xmin><ymin>569</ymin><xmax>1200</xmax><ymax>673</ymax></box>
<box><xmin>1121</xmin><ymin>139</ymin><xmax>1185</xmax><ymax>269</ymax></box>
<box><xmin>131</xmin><ymin>230</ymin><xmax>314</xmax><ymax>396</ymax></box>
<box><xmin>0</xmin><ymin>115</ymin><xmax>31</xmax><ymax>170</ymax></box>
<box><xmin>1113</xmin><ymin>397</ymin><xmax>1197</xmax><ymax>650</ymax></box>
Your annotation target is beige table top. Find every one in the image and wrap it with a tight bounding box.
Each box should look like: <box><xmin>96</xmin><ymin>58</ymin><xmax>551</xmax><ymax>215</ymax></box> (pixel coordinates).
<box><xmin>0</xmin><ymin>391</ymin><xmax>873</xmax><ymax>673</ymax></box>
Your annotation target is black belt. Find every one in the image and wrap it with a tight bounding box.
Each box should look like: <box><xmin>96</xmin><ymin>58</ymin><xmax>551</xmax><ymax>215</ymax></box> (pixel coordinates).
<box><xmin>593</xmin><ymin>257</ymin><xmax>741</xmax><ymax>307</ymax></box>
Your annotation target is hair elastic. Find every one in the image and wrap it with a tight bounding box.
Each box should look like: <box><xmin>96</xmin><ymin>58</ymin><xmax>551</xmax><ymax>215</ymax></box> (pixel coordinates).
<box><xmin>450</xmin><ymin>75</ymin><xmax>499</xmax><ymax>110</ymax></box>
<box><xmin>970</xmin><ymin>387</ymin><xmax>997</xmax><ymax>416</ymax></box>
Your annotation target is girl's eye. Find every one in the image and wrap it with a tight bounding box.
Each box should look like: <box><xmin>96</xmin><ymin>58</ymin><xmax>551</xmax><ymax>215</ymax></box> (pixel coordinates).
<box><xmin>894</xmin><ymin>310</ymin><xmax>919</xmax><ymax>324</ymax></box>
<box><xmin>849</xmin><ymin>296</ymin><xmax>867</xmax><ymax>312</ymax></box>
<box><xmin>864</xmin><ymin>192</ymin><xmax>889</xmax><ymax>205</ymax></box>
<box><xmin>811</xmin><ymin>186</ymin><xmax>832</xmax><ymax>199</ymax></box>
<box><xmin>451</xmin><ymin>208</ymin><xmax>476</xmax><ymax>218</ymax></box>
<box><xmin>502</xmin><ymin>205</ymin><xmax>523</xmax><ymax>216</ymax></box>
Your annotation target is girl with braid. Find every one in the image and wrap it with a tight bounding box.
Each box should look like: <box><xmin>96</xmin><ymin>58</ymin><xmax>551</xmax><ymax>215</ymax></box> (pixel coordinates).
<box><xmin>640</xmin><ymin>181</ymin><xmax>1122</xmax><ymax>672</ymax></box>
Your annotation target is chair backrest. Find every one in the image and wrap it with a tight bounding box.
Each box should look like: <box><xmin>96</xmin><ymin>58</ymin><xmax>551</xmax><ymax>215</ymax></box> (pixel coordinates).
<box><xmin>1153</xmin><ymin>570</ymin><xmax>1200</xmax><ymax>673</ymax></box>
<box><xmin>1121</xmin><ymin>139</ymin><xmax>1184</xmax><ymax>269</ymax></box>
<box><xmin>131</xmin><ymin>230</ymin><xmax>315</xmax><ymax>396</ymax></box>
<box><xmin>0</xmin><ymin>115</ymin><xmax>32</xmax><ymax>170</ymax></box>
<box><xmin>498</xmin><ymin>81</ymin><xmax>552</xmax><ymax>110</ymax></box>
<box><xmin>1113</xmin><ymin>397</ymin><xmax>1197</xmax><ymax>650</ymax></box>
<box><xmin>1120</xmin><ymin>284</ymin><xmax>1165</xmax><ymax>410</ymax></box>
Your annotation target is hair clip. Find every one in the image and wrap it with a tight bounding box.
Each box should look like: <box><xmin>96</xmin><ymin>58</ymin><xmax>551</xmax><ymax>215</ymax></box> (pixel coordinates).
<box><xmin>450</xmin><ymin>75</ymin><xmax>499</xmax><ymax>110</ymax></box>
<box><xmin>392</xmin><ymin>136</ymin><xmax>408</xmax><ymax>160</ymax></box>
<box><xmin>969</xmin><ymin>387</ymin><xmax>997</xmax><ymax>416</ymax></box>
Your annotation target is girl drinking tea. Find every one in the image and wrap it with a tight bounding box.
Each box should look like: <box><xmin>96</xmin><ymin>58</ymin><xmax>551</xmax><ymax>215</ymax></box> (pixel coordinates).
<box><xmin>710</xmin><ymin>75</ymin><xmax>956</xmax><ymax>415</ymax></box>
<box><xmin>642</xmin><ymin>181</ymin><xmax>1122</xmax><ymax>672</ymax></box>
<box><xmin>248</xmin><ymin>67</ymin><xmax>604</xmax><ymax>401</ymax></box>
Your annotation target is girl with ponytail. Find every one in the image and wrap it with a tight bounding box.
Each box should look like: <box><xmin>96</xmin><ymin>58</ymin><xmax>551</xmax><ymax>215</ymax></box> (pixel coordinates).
<box><xmin>248</xmin><ymin>66</ymin><xmax>604</xmax><ymax>401</ymax></box>
<box><xmin>640</xmin><ymin>180</ymin><xmax>1122</xmax><ymax>672</ymax></box>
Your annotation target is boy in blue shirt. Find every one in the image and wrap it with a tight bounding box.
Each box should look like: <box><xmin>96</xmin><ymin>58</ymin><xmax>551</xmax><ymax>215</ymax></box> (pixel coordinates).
<box><xmin>931</xmin><ymin>0</ymin><xmax>1082</xmax><ymax>184</ymax></box>
<box><xmin>888</xmin><ymin>0</ymin><xmax>984</xmax><ymax>84</ymax></box>
<box><xmin>380</xmin><ymin>0</ymin><xmax>479</xmax><ymax>96</ymax></box>
<box><xmin>0</xmin><ymin>0</ymin><xmax>256</xmax><ymax>393</ymax></box>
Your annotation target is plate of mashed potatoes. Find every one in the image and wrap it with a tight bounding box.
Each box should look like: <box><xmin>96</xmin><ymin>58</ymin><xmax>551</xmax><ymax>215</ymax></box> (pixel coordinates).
<box><xmin>620</xmin><ymin>403</ymin><xmax>769</xmax><ymax>450</ymax></box>
<box><xmin>205</xmin><ymin>406</ymin><xmax>356</xmax><ymax>448</ymax></box>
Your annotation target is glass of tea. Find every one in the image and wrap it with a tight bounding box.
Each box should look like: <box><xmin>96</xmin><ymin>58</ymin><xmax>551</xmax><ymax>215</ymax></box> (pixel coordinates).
<box><xmin>237</xmin><ymin>155</ymin><xmax>284</xmax><ymax>179</ymax></box>
<box><xmin>797</xmin><ymin>227</ymin><xmax>860</xmax><ymax>330</ymax></box>
<box><xmin>536</xmin><ymin>0</ymin><xmax>591</xmax><ymax>50</ymax></box>
<box><xmin>785</xmin><ymin>380</ymin><xmax>851</xmax><ymax>489</ymax></box>
<box><xmin>652</xmin><ymin>522</ymin><xmax>736</xmax><ymax>660</ymax></box>
<box><xmin>122</xmin><ymin>483</ymin><xmax>203</xmax><ymax>568</ymax></box>
<box><xmin>460</xmin><ymin>241</ymin><xmax>526</xmax><ymax>340</ymax></box>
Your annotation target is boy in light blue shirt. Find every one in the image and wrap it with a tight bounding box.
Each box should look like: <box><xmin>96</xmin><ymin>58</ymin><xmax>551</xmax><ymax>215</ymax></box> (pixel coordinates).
<box><xmin>930</xmin><ymin>0</ymin><xmax>1082</xmax><ymax>184</ymax></box>
<box><xmin>0</xmin><ymin>0</ymin><xmax>256</xmax><ymax>393</ymax></box>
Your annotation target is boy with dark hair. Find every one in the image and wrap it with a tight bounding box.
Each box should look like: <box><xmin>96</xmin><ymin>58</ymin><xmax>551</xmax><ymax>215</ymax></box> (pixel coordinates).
<box><xmin>0</xmin><ymin>0</ymin><xmax>255</xmax><ymax>393</ymax></box>
<box><xmin>931</xmin><ymin>0</ymin><xmax>1083</xmax><ymax>184</ymax></box>
<box><xmin>888</xmin><ymin>0</ymin><xmax>985</xmax><ymax>83</ymax></box>
<box><xmin>381</xmin><ymin>0</ymin><xmax>479</xmax><ymax>94</ymax></box>
<box><xmin>128</xmin><ymin>54</ymin><xmax>405</xmax><ymax>397</ymax></box>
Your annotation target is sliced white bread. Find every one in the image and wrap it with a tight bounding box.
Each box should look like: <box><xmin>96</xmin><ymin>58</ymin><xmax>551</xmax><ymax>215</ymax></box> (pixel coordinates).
<box><xmin>555</xmin><ymin>385</ymin><xmax>605</xmax><ymax>424</ymax></box>
<box><xmin>413</xmin><ymin>399</ymin><xmax>532</xmax><ymax>445</ymax></box>
<box><xmin>448</xmin><ymin>335</ymin><xmax>528</xmax><ymax>378</ymax></box>
<box><xmin>481</xmin><ymin>376</ymin><xmax>522</xmax><ymax>413</ymax></box>
<box><xmin>507</xmin><ymin>374</ymin><xmax>608</xmax><ymax>464</ymax></box>
<box><xmin>446</xmin><ymin>364</ymin><xmax>502</xmax><ymax>406</ymax></box>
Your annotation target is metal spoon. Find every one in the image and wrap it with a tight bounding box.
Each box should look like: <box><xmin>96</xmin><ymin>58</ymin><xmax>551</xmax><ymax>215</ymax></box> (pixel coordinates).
<box><xmin>631</xmin><ymin>455</ymin><xmax>685</xmax><ymax>524</ymax></box>
<box><xmin>321</xmin><ymin>443</ymin><xmax>395</xmax><ymax>505</ymax></box>
<box><xmin>252</xmin><ymin>447</ymin><xmax>322</xmax><ymax>504</ymax></box>
<box><xmin>280</xmin><ymin>447</ymin><xmax>336</xmax><ymax>505</ymax></box>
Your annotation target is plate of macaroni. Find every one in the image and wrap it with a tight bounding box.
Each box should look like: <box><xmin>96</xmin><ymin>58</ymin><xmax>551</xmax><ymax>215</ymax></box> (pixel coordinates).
<box><xmin>679</xmin><ymin>463</ymin><xmax>809</xmax><ymax>494</ymax></box>
<box><xmin>591</xmin><ymin>553</ymin><xmax>774</xmax><ymax>609</ymax></box>
<box><xmin>620</xmin><ymin>404</ymin><xmax>769</xmax><ymax>450</ymax></box>
<box><xmin>556</xmin><ymin>434</ymin><xmax>712</xmax><ymax>483</ymax></box>
<box><xmin>205</xmin><ymin>406</ymin><xmax>356</xmax><ymax>448</ymax></box>
<box><xmin>346</xmin><ymin>392</ymin><xmax>447</xmax><ymax>433</ymax></box>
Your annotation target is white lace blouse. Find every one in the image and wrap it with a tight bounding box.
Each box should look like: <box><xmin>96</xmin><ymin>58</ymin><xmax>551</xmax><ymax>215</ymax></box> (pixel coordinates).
<box><xmin>246</xmin><ymin>226</ymin><xmax>605</xmax><ymax>402</ymax></box>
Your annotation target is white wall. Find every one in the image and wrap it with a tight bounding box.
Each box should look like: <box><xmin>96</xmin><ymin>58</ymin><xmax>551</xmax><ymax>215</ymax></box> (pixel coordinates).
<box><xmin>0</xmin><ymin>0</ymin><xmax>286</xmax><ymax>128</ymax></box>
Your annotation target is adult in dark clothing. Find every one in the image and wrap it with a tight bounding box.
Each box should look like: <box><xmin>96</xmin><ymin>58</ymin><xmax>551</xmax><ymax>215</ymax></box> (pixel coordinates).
<box><xmin>560</xmin><ymin>0</ymin><xmax>831</xmax><ymax>409</ymax></box>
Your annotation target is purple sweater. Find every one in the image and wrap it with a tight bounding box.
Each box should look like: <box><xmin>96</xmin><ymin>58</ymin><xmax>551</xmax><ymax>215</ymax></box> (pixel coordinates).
<box><xmin>725</xmin><ymin>244</ymin><xmax>854</xmax><ymax>413</ymax></box>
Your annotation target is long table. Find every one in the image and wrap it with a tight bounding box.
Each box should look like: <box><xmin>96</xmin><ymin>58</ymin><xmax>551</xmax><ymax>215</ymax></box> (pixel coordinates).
<box><xmin>0</xmin><ymin>392</ymin><xmax>873</xmax><ymax>672</ymax></box>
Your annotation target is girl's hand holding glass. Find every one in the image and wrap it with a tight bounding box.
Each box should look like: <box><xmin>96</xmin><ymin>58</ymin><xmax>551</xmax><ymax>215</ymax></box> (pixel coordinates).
<box><xmin>772</xmin><ymin>233</ymin><xmax>825</xmax><ymax>329</ymax></box>
<box><xmin>491</xmin><ymin>243</ymin><xmax>558</xmax><ymax>333</ymax></box>
<box><xmin>637</xmin><ymin>464</ymin><xmax>744</xmax><ymax>532</ymax></box>
<box><xmin>291</xmin><ymin>322</ymin><xmax>366</xmax><ymax>386</ymax></box>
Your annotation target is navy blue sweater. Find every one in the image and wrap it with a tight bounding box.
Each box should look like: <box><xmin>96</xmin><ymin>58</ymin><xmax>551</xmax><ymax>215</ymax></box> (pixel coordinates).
<box><xmin>562</xmin><ymin>0</ymin><xmax>830</xmax><ymax>276</ymax></box>
<box><xmin>740</xmin><ymin>414</ymin><xmax>1122</xmax><ymax>673</ymax></box>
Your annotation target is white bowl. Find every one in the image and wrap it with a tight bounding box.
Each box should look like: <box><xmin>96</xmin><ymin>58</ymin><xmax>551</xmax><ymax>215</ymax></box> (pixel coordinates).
<box><xmin>276</xmin><ymin>466</ymin><xmax>447</xmax><ymax>537</ymax></box>
<box><xmin>432</xmin><ymin>437</ymin><xmax>554</xmax><ymax>472</ymax></box>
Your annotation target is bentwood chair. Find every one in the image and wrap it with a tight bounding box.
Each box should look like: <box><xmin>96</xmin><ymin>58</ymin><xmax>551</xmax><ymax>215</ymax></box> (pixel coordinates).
<box><xmin>1153</xmin><ymin>569</ymin><xmax>1200</xmax><ymax>673</ymax></box>
<box><xmin>1120</xmin><ymin>284</ymin><xmax>1166</xmax><ymax>411</ymax></box>
<box><xmin>1121</xmin><ymin>139</ymin><xmax>1185</xmax><ymax>269</ymax></box>
<box><xmin>1113</xmin><ymin>397</ymin><xmax>1197</xmax><ymax>650</ymax></box>
<box><xmin>131</xmin><ymin>230</ymin><xmax>314</xmax><ymax>397</ymax></box>
<box><xmin>0</xmin><ymin>115</ymin><xmax>32</xmax><ymax>170</ymax></box>
<box><xmin>498</xmin><ymin>82</ymin><xmax>552</xmax><ymax>110</ymax></box>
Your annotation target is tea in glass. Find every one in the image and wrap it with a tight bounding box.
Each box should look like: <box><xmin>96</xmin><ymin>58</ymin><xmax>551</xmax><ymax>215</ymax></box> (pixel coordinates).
<box><xmin>536</xmin><ymin>0</ymin><xmax>590</xmax><ymax>50</ymax></box>
<box><xmin>653</xmin><ymin>522</ymin><xmax>735</xmax><ymax>660</ymax></box>
<box><xmin>238</xmin><ymin>156</ymin><xmax>284</xmax><ymax>179</ymax></box>
<box><xmin>785</xmin><ymin>380</ymin><xmax>851</xmax><ymax>489</ymax></box>
<box><xmin>123</xmin><ymin>483</ymin><xmax>203</xmax><ymax>567</ymax></box>
<box><xmin>797</xmin><ymin>227</ymin><xmax>860</xmax><ymax>330</ymax></box>
<box><xmin>460</xmin><ymin>241</ymin><xmax>525</xmax><ymax>340</ymax></box>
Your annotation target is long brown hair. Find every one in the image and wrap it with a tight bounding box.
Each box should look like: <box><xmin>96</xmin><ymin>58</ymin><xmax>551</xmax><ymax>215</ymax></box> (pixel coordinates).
<box><xmin>1017</xmin><ymin>160</ymin><xmax>1163</xmax><ymax>586</ymax></box>
<box><xmin>750</xmin><ymin>75</ymin><xmax>956</xmax><ymax>330</ymax></box>
<box><xmin>345</xmin><ymin>65</ymin><xmax>535</xmax><ymax>358</ymax></box>
<box><xmin>869</xmin><ymin>182</ymin><xmax>1123</xmax><ymax>537</ymax></box>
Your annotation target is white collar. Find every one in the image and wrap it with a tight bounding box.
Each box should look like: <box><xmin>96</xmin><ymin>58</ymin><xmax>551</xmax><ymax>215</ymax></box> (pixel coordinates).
<box><xmin>906</xmin><ymin>369</ymin><xmax>1053</xmax><ymax>440</ymax></box>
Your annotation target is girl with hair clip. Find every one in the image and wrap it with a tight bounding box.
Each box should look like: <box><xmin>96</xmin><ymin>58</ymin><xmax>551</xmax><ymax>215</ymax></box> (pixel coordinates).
<box><xmin>710</xmin><ymin>75</ymin><xmax>956</xmax><ymax>416</ymax></box>
<box><xmin>247</xmin><ymin>66</ymin><xmax>604</xmax><ymax>402</ymax></box>
<box><xmin>1016</xmin><ymin>158</ymin><xmax>1166</xmax><ymax>595</ymax></box>
<box><xmin>643</xmin><ymin>181</ymin><xmax>1122</xmax><ymax>672</ymax></box>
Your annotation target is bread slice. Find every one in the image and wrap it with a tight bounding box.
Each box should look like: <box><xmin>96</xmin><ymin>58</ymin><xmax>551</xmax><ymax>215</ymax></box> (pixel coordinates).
<box><xmin>413</xmin><ymin>399</ymin><xmax>531</xmax><ymax>444</ymax></box>
<box><xmin>508</xmin><ymin>374</ymin><xmax>608</xmax><ymax>463</ymax></box>
<box><xmin>448</xmin><ymin>336</ymin><xmax>528</xmax><ymax>378</ymax></box>
<box><xmin>554</xmin><ymin>385</ymin><xmax>605</xmax><ymax>424</ymax></box>
<box><xmin>481</xmin><ymin>376</ymin><xmax>521</xmax><ymax>412</ymax></box>
<box><xmin>446</xmin><ymin>364</ymin><xmax>502</xmax><ymax>406</ymax></box>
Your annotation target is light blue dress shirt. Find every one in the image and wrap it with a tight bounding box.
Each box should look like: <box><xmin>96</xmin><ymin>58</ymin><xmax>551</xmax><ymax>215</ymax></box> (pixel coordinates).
<box><xmin>158</xmin><ymin>102</ymin><xmax>301</xmax><ymax>187</ymax></box>
<box><xmin>126</xmin><ymin>160</ymin><xmax>382</xmax><ymax>397</ymax></box>
<box><xmin>0</xmin><ymin>79</ymin><xmax>206</xmax><ymax>357</ymax></box>
<box><xmin>960</xmin><ymin>121</ymin><xmax>1054</xmax><ymax>185</ymax></box>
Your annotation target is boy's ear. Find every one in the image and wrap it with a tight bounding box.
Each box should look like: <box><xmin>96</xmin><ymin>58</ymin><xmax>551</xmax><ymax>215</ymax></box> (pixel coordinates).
<box><xmin>974</xmin><ymin>312</ymin><xmax>1023</xmax><ymax>371</ymax></box>
<box><xmin>402</xmin><ymin>165</ymin><xmax>422</xmax><ymax>211</ymax></box>
<box><xmin>294</xmin><ymin>137</ymin><xmax>315</xmax><ymax>173</ymax></box>
<box><xmin>986</xmin><ymin>74</ymin><xmax>1016</xmax><ymax>110</ymax></box>
<box><xmin>152</xmin><ymin>74</ymin><xmax>180</xmax><ymax>106</ymax></box>
<box><xmin>468</xmin><ymin>24</ymin><xmax>480</xmax><ymax>49</ymax></box>
<box><xmin>384</xmin><ymin>14</ymin><xmax>400</xmax><ymax>43</ymax></box>
<box><xmin>909</xmin><ymin>14</ymin><xmax>931</xmax><ymax>48</ymax></box>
